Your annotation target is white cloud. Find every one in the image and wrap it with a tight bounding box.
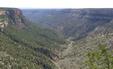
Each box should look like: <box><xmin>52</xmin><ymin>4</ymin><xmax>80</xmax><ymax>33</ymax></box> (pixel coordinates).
<box><xmin>0</xmin><ymin>0</ymin><xmax>112</xmax><ymax>8</ymax></box>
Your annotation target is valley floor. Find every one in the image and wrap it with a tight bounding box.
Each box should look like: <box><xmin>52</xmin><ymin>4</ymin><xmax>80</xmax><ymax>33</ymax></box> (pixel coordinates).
<box><xmin>52</xmin><ymin>38</ymin><xmax>77</xmax><ymax>69</ymax></box>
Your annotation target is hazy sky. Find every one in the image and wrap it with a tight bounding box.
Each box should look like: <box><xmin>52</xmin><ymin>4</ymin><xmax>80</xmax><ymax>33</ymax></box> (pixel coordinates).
<box><xmin>0</xmin><ymin>0</ymin><xmax>113</xmax><ymax>9</ymax></box>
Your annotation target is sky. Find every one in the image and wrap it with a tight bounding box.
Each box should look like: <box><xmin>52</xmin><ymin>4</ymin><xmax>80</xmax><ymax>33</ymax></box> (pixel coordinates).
<box><xmin>0</xmin><ymin>0</ymin><xmax>113</xmax><ymax>9</ymax></box>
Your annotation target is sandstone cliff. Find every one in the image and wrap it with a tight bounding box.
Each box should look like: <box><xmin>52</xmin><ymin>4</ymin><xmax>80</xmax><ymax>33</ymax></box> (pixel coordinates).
<box><xmin>0</xmin><ymin>8</ymin><xmax>26</xmax><ymax>31</ymax></box>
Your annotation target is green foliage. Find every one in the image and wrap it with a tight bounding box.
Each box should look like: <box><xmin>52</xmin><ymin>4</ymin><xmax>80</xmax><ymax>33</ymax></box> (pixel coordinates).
<box><xmin>86</xmin><ymin>44</ymin><xmax>113</xmax><ymax>69</ymax></box>
<box><xmin>0</xmin><ymin>23</ymin><xmax>65</xmax><ymax>69</ymax></box>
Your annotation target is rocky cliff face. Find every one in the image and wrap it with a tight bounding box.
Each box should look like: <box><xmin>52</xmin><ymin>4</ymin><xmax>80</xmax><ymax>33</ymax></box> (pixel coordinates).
<box><xmin>0</xmin><ymin>8</ymin><xmax>65</xmax><ymax>69</ymax></box>
<box><xmin>0</xmin><ymin>8</ymin><xmax>26</xmax><ymax>31</ymax></box>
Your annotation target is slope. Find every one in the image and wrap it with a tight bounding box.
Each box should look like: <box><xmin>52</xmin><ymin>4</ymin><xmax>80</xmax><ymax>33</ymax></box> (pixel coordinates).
<box><xmin>0</xmin><ymin>8</ymin><xmax>65</xmax><ymax>69</ymax></box>
<box><xmin>22</xmin><ymin>9</ymin><xmax>113</xmax><ymax>40</ymax></box>
<box><xmin>21</xmin><ymin>8</ymin><xmax>113</xmax><ymax>69</ymax></box>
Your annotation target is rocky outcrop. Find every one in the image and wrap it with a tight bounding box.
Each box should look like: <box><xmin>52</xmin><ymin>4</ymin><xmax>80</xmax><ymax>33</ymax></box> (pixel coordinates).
<box><xmin>0</xmin><ymin>8</ymin><xmax>26</xmax><ymax>31</ymax></box>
